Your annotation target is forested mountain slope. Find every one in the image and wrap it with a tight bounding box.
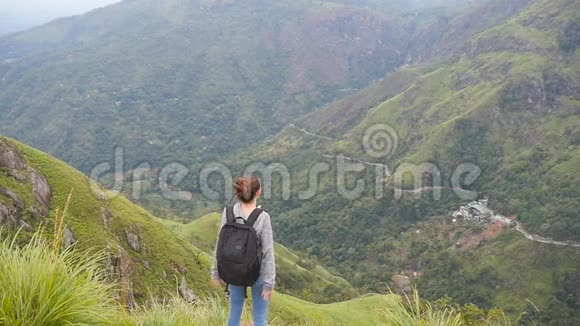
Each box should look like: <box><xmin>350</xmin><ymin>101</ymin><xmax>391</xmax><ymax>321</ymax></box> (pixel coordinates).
<box><xmin>0</xmin><ymin>0</ymin><xmax>532</xmax><ymax>174</ymax></box>
<box><xmin>183</xmin><ymin>0</ymin><xmax>579</xmax><ymax>322</ymax></box>
<box><xmin>0</xmin><ymin>0</ymin><xmax>410</xmax><ymax>172</ymax></box>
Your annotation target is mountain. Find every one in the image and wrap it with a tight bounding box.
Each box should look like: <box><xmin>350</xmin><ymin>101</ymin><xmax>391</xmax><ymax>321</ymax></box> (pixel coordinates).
<box><xmin>1</xmin><ymin>0</ymin><xmax>579</xmax><ymax>323</ymax></box>
<box><xmin>160</xmin><ymin>0</ymin><xmax>578</xmax><ymax>321</ymax></box>
<box><xmin>0</xmin><ymin>0</ymin><xmax>524</xmax><ymax>175</ymax></box>
<box><xmin>0</xmin><ymin>0</ymin><xmax>413</xmax><ymax>173</ymax></box>
<box><xmin>0</xmin><ymin>135</ymin><xmax>399</xmax><ymax>324</ymax></box>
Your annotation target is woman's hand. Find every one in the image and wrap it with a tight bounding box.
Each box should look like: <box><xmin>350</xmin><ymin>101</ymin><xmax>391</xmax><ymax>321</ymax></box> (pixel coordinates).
<box><xmin>211</xmin><ymin>277</ymin><xmax>224</xmax><ymax>287</ymax></box>
<box><xmin>261</xmin><ymin>289</ymin><xmax>272</xmax><ymax>301</ymax></box>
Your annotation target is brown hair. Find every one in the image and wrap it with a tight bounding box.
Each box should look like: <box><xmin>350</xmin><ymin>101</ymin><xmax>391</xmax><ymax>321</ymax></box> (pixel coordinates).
<box><xmin>233</xmin><ymin>176</ymin><xmax>261</xmax><ymax>203</ymax></box>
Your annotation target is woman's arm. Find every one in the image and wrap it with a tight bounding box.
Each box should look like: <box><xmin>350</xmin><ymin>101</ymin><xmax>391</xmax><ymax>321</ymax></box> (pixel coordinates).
<box><xmin>259</xmin><ymin>212</ymin><xmax>276</xmax><ymax>291</ymax></box>
<box><xmin>210</xmin><ymin>208</ymin><xmax>227</xmax><ymax>280</ymax></box>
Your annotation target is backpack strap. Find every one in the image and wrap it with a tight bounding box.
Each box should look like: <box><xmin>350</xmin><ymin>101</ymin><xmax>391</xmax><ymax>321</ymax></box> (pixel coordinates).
<box><xmin>246</xmin><ymin>208</ymin><xmax>264</xmax><ymax>227</ymax></box>
<box><xmin>226</xmin><ymin>206</ymin><xmax>235</xmax><ymax>224</ymax></box>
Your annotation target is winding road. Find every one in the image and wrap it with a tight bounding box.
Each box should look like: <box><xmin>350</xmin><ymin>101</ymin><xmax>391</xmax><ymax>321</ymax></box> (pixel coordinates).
<box><xmin>493</xmin><ymin>215</ymin><xmax>580</xmax><ymax>248</ymax></box>
<box><xmin>288</xmin><ymin>123</ymin><xmax>335</xmax><ymax>141</ymax></box>
<box><xmin>290</xmin><ymin>123</ymin><xmax>580</xmax><ymax>248</ymax></box>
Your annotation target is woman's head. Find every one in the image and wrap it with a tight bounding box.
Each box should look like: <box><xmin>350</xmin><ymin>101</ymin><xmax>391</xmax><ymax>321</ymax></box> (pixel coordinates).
<box><xmin>233</xmin><ymin>176</ymin><xmax>261</xmax><ymax>203</ymax></box>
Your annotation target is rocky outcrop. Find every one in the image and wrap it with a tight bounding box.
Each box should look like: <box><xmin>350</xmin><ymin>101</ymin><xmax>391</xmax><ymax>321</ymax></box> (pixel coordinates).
<box><xmin>28</xmin><ymin>167</ymin><xmax>51</xmax><ymax>217</ymax></box>
<box><xmin>63</xmin><ymin>226</ymin><xmax>76</xmax><ymax>249</ymax></box>
<box><xmin>0</xmin><ymin>202</ymin><xmax>18</xmax><ymax>228</ymax></box>
<box><xmin>0</xmin><ymin>140</ymin><xmax>52</xmax><ymax>229</ymax></box>
<box><xmin>0</xmin><ymin>142</ymin><xmax>25</xmax><ymax>170</ymax></box>
<box><xmin>178</xmin><ymin>276</ymin><xmax>198</xmax><ymax>303</ymax></box>
<box><xmin>101</xmin><ymin>207</ymin><xmax>112</xmax><ymax>228</ymax></box>
<box><xmin>125</xmin><ymin>225</ymin><xmax>142</xmax><ymax>252</ymax></box>
<box><xmin>108</xmin><ymin>248</ymin><xmax>136</xmax><ymax>309</ymax></box>
<box><xmin>171</xmin><ymin>261</ymin><xmax>187</xmax><ymax>275</ymax></box>
<box><xmin>0</xmin><ymin>187</ymin><xmax>30</xmax><ymax>230</ymax></box>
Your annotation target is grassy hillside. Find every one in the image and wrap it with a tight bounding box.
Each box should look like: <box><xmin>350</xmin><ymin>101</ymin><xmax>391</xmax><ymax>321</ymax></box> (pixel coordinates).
<box><xmin>0</xmin><ymin>135</ymin><xmax>400</xmax><ymax>324</ymax></box>
<box><xmin>0</xmin><ymin>136</ymin><xmax>214</xmax><ymax>306</ymax></box>
<box><xmin>160</xmin><ymin>213</ymin><xmax>356</xmax><ymax>303</ymax></box>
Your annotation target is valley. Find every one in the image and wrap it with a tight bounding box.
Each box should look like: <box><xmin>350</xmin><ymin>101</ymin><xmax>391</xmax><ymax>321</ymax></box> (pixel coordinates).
<box><xmin>0</xmin><ymin>0</ymin><xmax>579</xmax><ymax>324</ymax></box>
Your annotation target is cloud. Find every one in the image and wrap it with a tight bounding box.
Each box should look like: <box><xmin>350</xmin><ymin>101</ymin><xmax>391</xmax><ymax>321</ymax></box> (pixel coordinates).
<box><xmin>1</xmin><ymin>0</ymin><xmax>120</xmax><ymax>17</ymax></box>
<box><xmin>0</xmin><ymin>0</ymin><xmax>120</xmax><ymax>33</ymax></box>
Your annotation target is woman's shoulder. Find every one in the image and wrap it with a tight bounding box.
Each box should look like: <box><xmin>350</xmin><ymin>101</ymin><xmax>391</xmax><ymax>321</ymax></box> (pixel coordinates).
<box><xmin>255</xmin><ymin>207</ymin><xmax>271</xmax><ymax>228</ymax></box>
<box><xmin>258</xmin><ymin>206</ymin><xmax>270</xmax><ymax>217</ymax></box>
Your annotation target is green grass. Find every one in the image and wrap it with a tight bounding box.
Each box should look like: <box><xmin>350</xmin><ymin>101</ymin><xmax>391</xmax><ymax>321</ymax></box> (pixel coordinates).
<box><xmin>384</xmin><ymin>289</ymin><xmax>463</xmax><ymax>326</ymax></box>
<box><xmin>268</xmin><ymin>292</ymin><xmax>395</xmax><ymax>325</ymax></box>
<box><xmin>126</xmin><ymin>295</ymin><xmax>230</xmax><ymax>326</ymax></box>
<box><xmin>5</xmin><ymin>136</ymin><xmax>215</xmax><ymax>303</ymax></box>
<box><xmin>0</xmin><ymin>226</ymin><xmax>396</xmax><ymax>326</ymax></box>
<box><xmin>0</xmin><ymin>230</ymin><xmax>119</xmax><ymax>325</ymax></box>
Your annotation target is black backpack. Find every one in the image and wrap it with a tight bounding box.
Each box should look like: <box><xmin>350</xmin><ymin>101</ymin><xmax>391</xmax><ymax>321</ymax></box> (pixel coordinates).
<box><xmin>216</xmin><ymin>206</ymin><xmax>263</xmax><ymax>287</ymax></box>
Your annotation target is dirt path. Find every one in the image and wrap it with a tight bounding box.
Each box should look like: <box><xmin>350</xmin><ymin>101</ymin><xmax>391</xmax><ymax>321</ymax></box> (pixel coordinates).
<box><xmin>321</xmin><ymin>154</ymin><xmax>391</xmax><ymax>170</ymax></box>
<box><xmin>288</xmin><ymin>123</ymin><xmax>335</xmax><ymax>141</ymax></box>
<box><xmin>394</xmin><ymin>186</ymin><xmax>455</xmax><ymax>193</ymax></box>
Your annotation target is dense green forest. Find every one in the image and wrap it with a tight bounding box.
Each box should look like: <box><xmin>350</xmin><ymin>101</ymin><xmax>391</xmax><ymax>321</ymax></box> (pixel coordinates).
<box><xmin>0</xmin><ymin>0</ymin><xmax>531</xmax><ymax>172</ymax></box>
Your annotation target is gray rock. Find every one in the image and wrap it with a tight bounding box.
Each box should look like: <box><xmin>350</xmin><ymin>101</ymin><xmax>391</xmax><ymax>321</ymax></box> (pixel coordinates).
<box><xmin>101</xmin><ymin>207</ymin><xmax>112</xmax><ymax>228</ymax></box>
<box><xmin>9</xmin><ymin>170</ymin><xmax>25</xmax><ymax>181</ymax></box>
<box><xmin>19</xmin><ymin>220</ymin><xmax>34</xmax><ymax>232</ymax></box>
<box><xmin>63</xmin><ymin>227</ymin><xmax>76</xmax><ymax>249</ymax></box>
<box><xmin>28</xmin><ymin>206</ymin><xmax>42</xmax><ymax>222</ymax></box>
<box><xmin>95</xmin><ymin>189</ymin><xmax>106</xmax><ymax>201</ymax></box>
<box><xmin>108</xmin><ymin>249</ymin><xmax>136</xmax><ymax>309</ymax></box>
<box><xmin>0</xmin><ymin>142</ymin><xmax>26</xmax><ymax>170</ymax></box>
<box><xmin>28</xmin><ymin>168</ymin><xmax>52</xmax><ymax>217</ymax></box>
<box><xmin>125</xmin><ymin>226</ymin><xmax>141</xmax><ymax>252</ymax></box>
<box><xmin>0</xmin><ymin>202</ymin><xmax>15</xmax><ymax>226</ymax></box>
<box><xmin>171</xmin><ymin>261</ymin><xmax>187</xmax><ymax>274</ymax></box>
<box><xmin>0</xmin><ymin>187</ymin><xmax>24</xmax><ymax>211</ymax></box>
<box><xmin>0</xmin><ymin>188</ymin><xmax>25</xmax><ymax>228</ymax></box>
<box><xmin>179</xmin><ymin>276</ymin><xmax>198</xmax><ymax>303</ymax></box>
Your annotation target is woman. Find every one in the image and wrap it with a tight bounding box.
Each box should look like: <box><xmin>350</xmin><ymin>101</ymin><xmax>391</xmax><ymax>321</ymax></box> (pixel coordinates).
<box><xmin>211</xmin><ymin>176</ymin><xmax>276</xmax><ymax>326</ymax></box>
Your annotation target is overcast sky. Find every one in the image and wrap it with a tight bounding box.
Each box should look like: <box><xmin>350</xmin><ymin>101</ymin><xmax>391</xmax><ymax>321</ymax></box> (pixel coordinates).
<box><xmin>0</xmin><ymin>0</ymin><xmax>120</xmax><ymax>34</ymax></box>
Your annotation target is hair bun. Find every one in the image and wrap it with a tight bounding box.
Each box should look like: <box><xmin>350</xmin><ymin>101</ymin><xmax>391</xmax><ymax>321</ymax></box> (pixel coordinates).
<box><xmin>233</xmin><ymin>176</ymin><xmax>261</xmax><ymax>203</ymax></box>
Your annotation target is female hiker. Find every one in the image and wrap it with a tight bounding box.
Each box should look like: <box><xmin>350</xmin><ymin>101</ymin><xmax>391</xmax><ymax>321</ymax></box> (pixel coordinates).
<box><xmin>211</xmin><ymin>176</ymin><xmax>276</xmax><ymax>326</ymax></box>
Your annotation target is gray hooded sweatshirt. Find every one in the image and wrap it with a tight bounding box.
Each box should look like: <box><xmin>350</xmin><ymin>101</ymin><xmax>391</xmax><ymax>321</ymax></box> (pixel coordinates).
<box><xmin>210</xmin><ymin>203</ymin><xmax>276</xmax><ymax>291</ymax></box>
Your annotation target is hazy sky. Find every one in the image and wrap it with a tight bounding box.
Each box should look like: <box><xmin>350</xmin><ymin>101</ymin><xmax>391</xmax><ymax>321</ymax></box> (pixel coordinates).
<box><xmin>0</xmin><ymin>0</ymin><xmax>120</xmax><ymax>34</ymax></box>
